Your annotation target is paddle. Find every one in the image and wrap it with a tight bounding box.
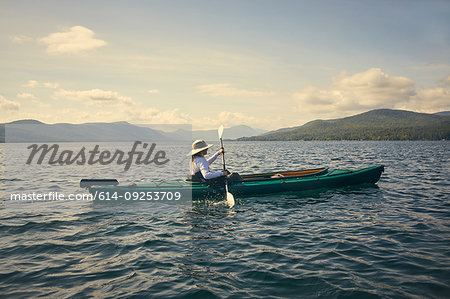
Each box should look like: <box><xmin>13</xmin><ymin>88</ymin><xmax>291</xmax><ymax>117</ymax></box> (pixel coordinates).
<box><xmin>218</xmin><ymin>125</ymin><xmax>235</xmax><ymax>207</ymax></box>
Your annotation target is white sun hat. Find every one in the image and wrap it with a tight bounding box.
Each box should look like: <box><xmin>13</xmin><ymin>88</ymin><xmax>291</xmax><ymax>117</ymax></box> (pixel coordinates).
<box><xmin>187</xmin><ymin>139</ymin><xmax>214</xmax><ymax>156</ymax></box>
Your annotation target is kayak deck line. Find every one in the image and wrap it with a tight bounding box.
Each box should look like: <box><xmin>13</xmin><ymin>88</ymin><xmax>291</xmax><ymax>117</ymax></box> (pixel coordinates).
<box><xmin>241</xmin><ymin>167</ymin><xmax>328</xmax><ymax>181</ymax></box>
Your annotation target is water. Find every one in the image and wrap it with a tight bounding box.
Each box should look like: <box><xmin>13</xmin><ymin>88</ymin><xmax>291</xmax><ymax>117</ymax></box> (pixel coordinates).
<box><xmin>1</xmin><ymin>141</ymin><xmax>449</xmax><ymax>298</ymax></box>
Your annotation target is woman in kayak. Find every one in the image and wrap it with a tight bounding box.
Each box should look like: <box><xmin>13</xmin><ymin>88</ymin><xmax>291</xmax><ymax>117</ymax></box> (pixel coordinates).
<box><xmin>188</xmin><ymin>139</ymin><xmax>229</xmax><ymax>182</ymax></box>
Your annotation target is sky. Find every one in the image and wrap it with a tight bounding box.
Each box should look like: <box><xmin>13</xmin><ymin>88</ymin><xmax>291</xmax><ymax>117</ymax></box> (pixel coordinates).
<box><xmin>0</xmin><ymin>0</ymin><xmax>449</xmax><ymax>130</ymax></box>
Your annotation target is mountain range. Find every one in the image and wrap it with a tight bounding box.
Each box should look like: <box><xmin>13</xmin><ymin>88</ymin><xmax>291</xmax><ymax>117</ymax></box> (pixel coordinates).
<box><xmin>2</xmin><ymin>109</ymin><xmax>449</xmax><ymax>142</ymax></box>
<box><xmin>239</xmin><ymin>109</ymin><xmax>450</xmax><ymax>141</ymax></box>
<box><xmin>0</xmin><ymin>120</ymin><xmax>264</xmax><ymax>143</ymax></box>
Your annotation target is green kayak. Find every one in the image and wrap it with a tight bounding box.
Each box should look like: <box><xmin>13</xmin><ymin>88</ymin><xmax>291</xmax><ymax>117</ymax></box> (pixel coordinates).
<box><xmin>81</xmin><ymin>165</ymin><xmax>384</xmax><ymax>201</ymax></box>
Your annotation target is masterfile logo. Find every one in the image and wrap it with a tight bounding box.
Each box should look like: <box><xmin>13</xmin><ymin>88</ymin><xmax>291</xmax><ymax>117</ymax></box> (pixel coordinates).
<box><xmin>25</xmin><ymin>141</ymin><xmax>170</xmax><ymax>171</ymax></box>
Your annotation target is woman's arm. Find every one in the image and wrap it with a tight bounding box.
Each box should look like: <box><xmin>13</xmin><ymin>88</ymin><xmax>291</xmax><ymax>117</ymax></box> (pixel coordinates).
<box><xmin>206</xmin><ymin>149</ymin><xmax>222</xmax><ymax>165</ymax></box>
<box><xmin>198</xmin><ymin>157</ymin><xmax>224</xmax><ymax>179</ymax></box>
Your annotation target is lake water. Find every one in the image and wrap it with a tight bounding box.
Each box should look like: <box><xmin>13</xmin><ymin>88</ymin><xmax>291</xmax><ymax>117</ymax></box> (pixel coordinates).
<box><xmin>0</xmin><ymin>141</ymin><xmax>449</xmax><ymax>298</ymax></box>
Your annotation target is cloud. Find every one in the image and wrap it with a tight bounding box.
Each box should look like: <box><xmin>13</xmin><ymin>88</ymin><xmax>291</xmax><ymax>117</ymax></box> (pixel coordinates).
<box><xmin>441</xmin><ymin>75</ymin><xmax>450</xmax><ymax>86</ymax></box>
<box><xmin>0</xmin><ymin>95</ymin><xmax>20</xmax><ymax>110</ymax></box>
<box><xmin>113</xmin><ymin>108</ymin><xmax>266</xmax><ymax>130</ymax></box>
<box><xmin>22</xmin><ymin>80</ymin><xmax>59</xmax><ymax>89</ymax></box>
<box><xmin>11</xmin><ymin>35</ymin><xmax>33</xmax><ymax>44</ymax></box>
<box><xmin>23</xmin><ymin>80</ymin><xmax>39</xmax><ymax>88</ymax></box>
<box><xmin>107</xmin><ymin>107</ymin><xmax>263</xmax><ymax>129</ymax></box>
<box><xmin>54</xmin><ymin>88</ymin><xmax>135</xmax><ymax>105</ymax></box>
<box><xmin>39</xmin><ymin>26</ymin><xmax>107</xmax><ymax>55</ymax></box>
<box><xmin>17</xmin><ymin>93</ymin><xmax>37</xmax><ymax>99</ymax></box>
<box><xmin>216</xmin><ymin>111</ymin><xmax>258</xmax><ymax>125</ymax></box>
<box><xmin>127</xmin><ymin>108</ymin><xmax>191</xmax><ymax>124</ymax></box>
<box><xmin>196</xmin><ymin>111</ymin><xmax>265</xmax><ymax>129</ymax></box>
<box><xmin>404</xmin><ymin>86</ymin><xmax>450</xmax><ymax>113</ymax></box>
<box><xmin>43</xmin><ymin>82</ymin><xmax>60</xmax><ymax>89</ymax></box>
<box><xmin>46</xmin><ymin>107</ymin><xmax>193</xmax><ymax>125</ymax></box>
<box><xmin>127</xmin><ymin>109</ymin><xmax>265</xmax><ymax>129</ymax></box>
<box><xmin>293</xmin><ymin>68</ymin><xmax>417</xmax><ymax>116</ymax></box>
<box><xmin>197</xmin><ymin>83</ymin><xmax>275</xmax><ymax>97</ymax></box>
<box><xmin>293</xmin><ymin>69</ymin><xmax>450</xmax><ymax>118</ymax></box>
<box><xmin>148</xmin><ymin>89</ymin><xmax>160</xmax><ymax>94</ymax></box>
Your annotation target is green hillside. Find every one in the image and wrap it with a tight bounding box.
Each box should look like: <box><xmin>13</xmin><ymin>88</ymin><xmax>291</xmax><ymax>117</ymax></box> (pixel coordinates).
<box><xmin>239</xmin><ymin>109</ymin><xmax>450</xmax><ymax>141</ymax></box>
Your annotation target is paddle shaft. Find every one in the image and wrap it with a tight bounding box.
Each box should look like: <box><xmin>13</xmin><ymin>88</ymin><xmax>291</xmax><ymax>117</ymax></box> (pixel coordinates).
<box><xmin>219</xmin><ymin>137</ymin><xmax>226</xmax><ymax>172</ymax></box>
<box><xmin>219</xmin><ymin>137</ymin><xmax>231</xmax><ymax>192</ymax></box>
<box><xmin>217</xmin><ymin>125</ymin><xmax>235</xmax><ymax>207</ymax></box>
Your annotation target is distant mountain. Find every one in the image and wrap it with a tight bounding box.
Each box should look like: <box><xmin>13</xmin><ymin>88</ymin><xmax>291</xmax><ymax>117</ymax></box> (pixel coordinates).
<box><xmin>239</xmin><ymin>109</ymin><xmax>450</xmax><ymax>141</ymax></box>
<box><xmin>0</xmin><ymin>121</ymin><xmax>266</xmax><ymax>143</ymax></box>
<box><xmin>192</xmin><ymin>125</ymin><xmax>266</xmax><ymax>141</ymax></box>
<box><xmin>1</xmin><ymin>120</ymin><xmax>170</xmax><ymax>142</ymax></box>
<box><xmin>8</xmin><ymin>119</ymin><xmax>45</xmax><ymax>125</ymax></box>
<box><xmin>434</xmin><ymin>111</ymin><xmax>450</xmax><ymax>116</ymax></box>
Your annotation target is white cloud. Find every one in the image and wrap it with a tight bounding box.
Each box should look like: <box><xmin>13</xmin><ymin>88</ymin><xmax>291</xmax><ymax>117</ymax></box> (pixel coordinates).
<box><xmin>148</xmin><ymin>89</ymin><xmax>160</xmax><ymax>94</ymax></box>
<box><xmin>23</xmin><ymin>80</ymin><xmax>60</xmax><ymax>89</ymax></box>
<box><xmin>197</xmin><ymin>83</ymin><xmax>275</xmax><ymax>97</ymax></box>
<box><xmin>43</xmin><ymin>82</ymin><xmax>60</xmax><ymax>89</ymax></box>
<box><xmin>128</xmin><ymin>109</ymin><xmax>265</xmax><ymax>129</ymax></box>
<box><xmin>17</xmin><ymin>93</ymin><xmax>37</xmax><ymax>99</ymax></box>
<box><xmin>441</xmin><ymin>75</ymin><xmax>450</xmax><ymax>86</ymax></box>
<box><xmin>127</xmin><ymin>108</ymin><xmax>191</xmax><ymax>124</ymax></box>
<box><xmin>404</xmin><ymin>87</ymin><xmax>450</xmax><ymax>113</ymax></box>
<box><xmin>11</xmin><ymin>35</ymin><xmax>33</xmax><ymax>44</ymax></box>
<box><xmin>42</xmin><ymin>107</ymin><xmax>193</xmax><ymax>125</ymax></box>
<box><xmin>293</xmin><ymin>68</ymin><xmax>417</xmax><ymax>116</ymax></box>
<box><xmin>197</xmin><ymin>111</ymin><xmax>264</xmax><ymax>129</ymax></box>
<box><xmin>216</xmin><ymin>111</ymin><xmax>258</xmax><ymax>125</ymax></box>
<box><xmin>0</xmin><ymin>95</ymin><xmax>20</xmax><ymax>110</ymax></box>
<box><xmin>54</xmin><ymin>88</ymin><xmax>135</xmax><ymax>105</ymax></box>
<box><xmin>39</xmin><ymin>26</ymin><xmax>107</xmax><ymax>55</ymax></box>
<box><xmin>292</xmin><ymin>69</ymin><xmax>450</xmax><ymax>119</ymax></box>
<box><xmin>23</xmin><ymin>80</ymin><xmax>39</xmax><ymax>88</ymax></box>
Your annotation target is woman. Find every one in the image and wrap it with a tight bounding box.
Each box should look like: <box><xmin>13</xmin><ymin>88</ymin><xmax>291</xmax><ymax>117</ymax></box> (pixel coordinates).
<box><xmin>188</xmin><ymin>139</ymin><xmax>228</xmax><ymax>182</ymax></box>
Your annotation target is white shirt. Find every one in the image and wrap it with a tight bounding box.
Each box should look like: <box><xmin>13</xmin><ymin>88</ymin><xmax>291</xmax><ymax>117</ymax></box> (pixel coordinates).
<box><xmin>191</xmin><ymin>151</ymin><xmax>223</xmax><ymax>179</ymax></box>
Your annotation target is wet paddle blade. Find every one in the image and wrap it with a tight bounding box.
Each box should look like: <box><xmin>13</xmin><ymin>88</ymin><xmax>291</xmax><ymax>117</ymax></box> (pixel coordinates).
<box><xmin>226</xmin><ymin>191</ymin><xmax>235</xmax><ymax>208</ymax></box>
<box><xmin>218</xmin><ymin>125</ymin><xmax>224</xmax><ymax>139</ymax></box>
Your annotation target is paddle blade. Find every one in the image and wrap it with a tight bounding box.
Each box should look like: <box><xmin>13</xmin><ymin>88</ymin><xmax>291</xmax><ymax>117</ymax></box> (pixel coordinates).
<box><xmin>218</xmin><ymin>125</ymin><xmax>224</xmax><ymax>139</ymax></box>
<box><xmin>226</xmin><ymin>192</ymin><xmax>235</xmax><ymax>208</ymax></box>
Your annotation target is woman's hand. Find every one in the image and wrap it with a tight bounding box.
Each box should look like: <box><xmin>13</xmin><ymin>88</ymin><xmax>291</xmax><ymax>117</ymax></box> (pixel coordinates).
<box><xmin>218</xmin><ymin>148</ymin><xmax>225</xmax><ymax>155</ymax></box>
